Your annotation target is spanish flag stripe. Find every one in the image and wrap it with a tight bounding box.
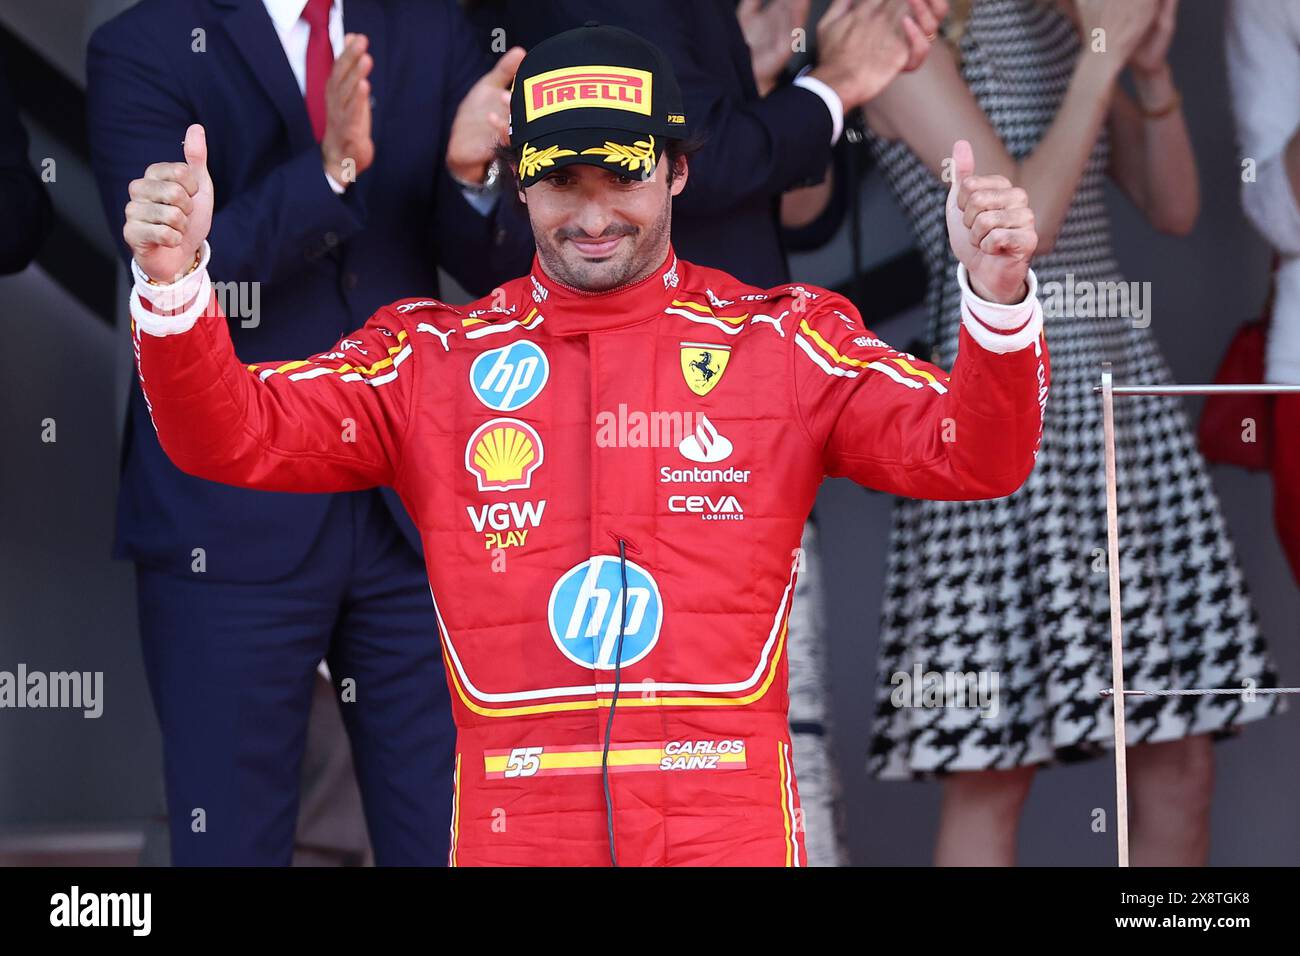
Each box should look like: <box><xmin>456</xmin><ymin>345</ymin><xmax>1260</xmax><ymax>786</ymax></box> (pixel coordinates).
<box><xmin>484</xmin><ymin>741</ymin><xmax>657</xmax><ymax>757</ymax></box>
<box><xmin>348</xmin><ymin>347</ymin><xmax>405</xmax><ymax>376</ymax></box>
<box><xmin>670</xmin><ymin>299</ymin><xmax>749</xmax><ymax>324</ymax></box>
<box><xmin>890</xmin><ymin>356</ymin><xmax>946</xmax><ymax>387</ymax></box>
<box><xmin>482</xmin><ymin>749</ymin><xmax>748</xmax><ymax>774</ymax></box>
<box><xmin>671</xmin><ymin>299</ymin><xmax>713</xmax><ymax>314</ymax></box>
<box><xmin>797</xmin><ymin>319</ymin><xmax>872</xmax><ymax>368</ymax></box>
<box><xmin>779</xmin><ymin>742</ymin><xmax>793</xmax><ymax>867</ymax></box>
<box><xmin>449</xmin><ymin>753</ymin><xmax>461</xmax><ymax>867</ymax></box>
<box><xmin>272</xmin><ymin>359</ymin><xmax>312</xmax><ymax>374</ymax></box>
<box><xmin>254</xmin><ymin>330</ymin><xmax>408</xmax><ymax>380</ymax></box>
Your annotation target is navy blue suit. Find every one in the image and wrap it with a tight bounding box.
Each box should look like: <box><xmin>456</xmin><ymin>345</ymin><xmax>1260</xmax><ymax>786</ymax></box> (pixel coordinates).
<box><xmin>87</xmin><ymin>0</ymin><xmax>531</xmax><ymax>864</ymax></box>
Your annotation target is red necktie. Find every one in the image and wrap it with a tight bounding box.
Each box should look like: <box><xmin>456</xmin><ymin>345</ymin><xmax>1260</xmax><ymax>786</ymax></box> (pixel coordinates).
<box><xmin>301</xmin><ymin>0</ymin><xmax>333</xmax><ymax>142</ymax></box>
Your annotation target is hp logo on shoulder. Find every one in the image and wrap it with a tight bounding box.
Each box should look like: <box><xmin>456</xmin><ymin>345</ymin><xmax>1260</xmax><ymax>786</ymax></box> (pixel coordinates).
<box><xmin>470</xmin><ymin>340</ymin><xmax>549</xmax><ymax>411</ymax></box>
<box><xmin>548</xmin><ymin>556</ymin><xmax>663</xmax><ymax>669</ymax></box>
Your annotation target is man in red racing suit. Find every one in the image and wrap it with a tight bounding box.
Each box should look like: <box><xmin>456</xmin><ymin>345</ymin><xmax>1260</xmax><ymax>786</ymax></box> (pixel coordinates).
<box><xmin>123</xmin><ymin>25</ymin><xmax>1050</xmax><ymax>866</ymax></box>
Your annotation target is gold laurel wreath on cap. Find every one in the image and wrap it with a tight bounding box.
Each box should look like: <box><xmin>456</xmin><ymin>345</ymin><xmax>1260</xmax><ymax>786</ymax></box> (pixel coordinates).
<box><xmin>581</xmin><ymin>134</ymin><xmax>656</xmax><ymax>176</ymax></box>
<box><xmin>519</xmin><ymin>143</ymin><xmax>578</xmax><ymax>180</ymax></box>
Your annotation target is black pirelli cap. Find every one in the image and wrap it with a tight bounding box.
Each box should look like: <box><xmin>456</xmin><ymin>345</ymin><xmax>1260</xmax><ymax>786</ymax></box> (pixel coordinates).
<box><xmin>508</xmin><ymin>22</ymin><xmax>689</xmax><ymax>187</ymax></box>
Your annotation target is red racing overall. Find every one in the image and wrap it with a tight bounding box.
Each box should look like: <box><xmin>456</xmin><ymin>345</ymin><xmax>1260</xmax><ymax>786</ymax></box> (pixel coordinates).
<box><xmin>130</xmin><ymin>244</ymin><xmax>1050</xmax><ymax>865</ymax></box>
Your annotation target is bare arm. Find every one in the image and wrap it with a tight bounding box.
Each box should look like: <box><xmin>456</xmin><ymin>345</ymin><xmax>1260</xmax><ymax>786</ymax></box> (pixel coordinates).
<box><xmin>1105</xmin><ymin>0</ymin><xmax>1198</xmax><ymax>235</ymax></box>
<box><xmin>749</xmin><ymin>0</ymin><xmax>944</xmax><ymax>230</ymax></box>
<box><xmin>864</xmin><ymin>0</ymin><xmax>1160</xmax><ymax>255</ymax></box>
<box><xmin>780</xmin><ymin>168</ymin><xmax>834</xmax><ymax>228</ymax></box>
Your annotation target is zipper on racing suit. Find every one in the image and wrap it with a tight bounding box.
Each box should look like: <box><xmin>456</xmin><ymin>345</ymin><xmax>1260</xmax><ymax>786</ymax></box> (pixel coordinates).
<box><xmin>600</xmin><ymin>531</ymin><xmax>638</xmax><ymax>866</ymax></box>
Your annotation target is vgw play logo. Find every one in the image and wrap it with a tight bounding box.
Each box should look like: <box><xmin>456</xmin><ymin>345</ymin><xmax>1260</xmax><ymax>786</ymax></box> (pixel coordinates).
<box><xmin>548</xmin><ymin>556</ymin><xmax>663</xmax><ymax>669</ymax></box>
<box><xmin>470</xmin><ymin>340</ymin><xmax>549</xmax><ymax>411</ymax></box>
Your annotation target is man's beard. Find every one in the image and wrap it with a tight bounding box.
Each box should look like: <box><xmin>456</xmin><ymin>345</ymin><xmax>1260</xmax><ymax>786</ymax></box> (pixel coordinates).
<box><xmin>533</xmin><ymin>193</ymin><xmax>672</xmax><ymax>292</ymax></box>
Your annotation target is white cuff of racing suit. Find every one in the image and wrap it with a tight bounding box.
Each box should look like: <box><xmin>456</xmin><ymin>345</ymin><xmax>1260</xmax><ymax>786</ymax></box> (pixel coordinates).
<box><xmin>957</xmin><ymin>263</ymin><xmax>1043</xmax><ymax>354</ymax></box>
<box><xmin>793</xmin><ymin>69</ymin><xmax>844</xmax><ymax>146</ymax></box>
<box><xmin>130</xmin><ymin>241</ymin><xmax>213</xmax><ymax>337</ymax></box>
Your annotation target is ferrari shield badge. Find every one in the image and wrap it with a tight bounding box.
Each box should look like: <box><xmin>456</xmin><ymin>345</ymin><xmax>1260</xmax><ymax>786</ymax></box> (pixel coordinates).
<box><xmin>680</xmin><ymin>342</ymin><xmax>731</xmax><ymax>397</ymax></box>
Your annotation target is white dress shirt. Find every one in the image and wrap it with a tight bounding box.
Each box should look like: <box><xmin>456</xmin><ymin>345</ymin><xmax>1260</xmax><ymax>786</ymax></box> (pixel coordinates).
<box><xmin>262</xmin><ymin>0</ymin><xmax>347</xmax><ymax>193</ymax></box>
<box><xmin>1227</xmin><ymin>0</ymin><xmax>1300</xmax><ymax>384</ymax></box>
<box><xmin>262</xmin><ymin>0</ymin><xmax>345</xmax><ymax>96</ymax></box>
<box><xmin>792</xmin><ymin>71</ymin><xmax>845</xmax><ymax>146</ymax></box>
<box><xmin>258</xmin><ymin>0</ymin><xmax>496</xmax><ymax>210</ymax></box>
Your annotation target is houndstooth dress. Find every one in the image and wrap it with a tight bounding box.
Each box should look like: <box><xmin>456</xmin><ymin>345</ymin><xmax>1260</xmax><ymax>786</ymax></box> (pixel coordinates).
<box><xmin>867</xmin><ymin>0</ymin><xmax>1283</xmax><ymax>779</ymax></box>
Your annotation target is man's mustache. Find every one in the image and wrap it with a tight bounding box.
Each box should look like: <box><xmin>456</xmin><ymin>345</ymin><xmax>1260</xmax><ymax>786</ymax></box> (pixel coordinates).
<box><xmin>556</xmin><ymin>224</ymin><xmax>638</xmax><ymax>241</ymax></box>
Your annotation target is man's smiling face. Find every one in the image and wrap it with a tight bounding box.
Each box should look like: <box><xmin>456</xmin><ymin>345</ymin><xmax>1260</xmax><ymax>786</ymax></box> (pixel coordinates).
<box><xmin>520</xmin><ymin>154</ymin><xmax>689</xmax><ymax>292</ymax></box>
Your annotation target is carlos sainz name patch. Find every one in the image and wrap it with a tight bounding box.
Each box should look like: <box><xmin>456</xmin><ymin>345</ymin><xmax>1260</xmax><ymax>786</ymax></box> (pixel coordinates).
<box><xmin>484</xmin><ymin>739</ymin><xmax>748</xmax><ymax>779</ymax></box>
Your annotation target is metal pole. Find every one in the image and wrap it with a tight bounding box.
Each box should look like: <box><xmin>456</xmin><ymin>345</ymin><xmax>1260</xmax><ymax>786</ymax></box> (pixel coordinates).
<box><xmin>1094</xmin><ymin>376</ymin><xmax>1297</xmax><ymax>866</ymax></box>
<box><xmin>1093</xmin><ymin>383</ymin><xmax>1300</xmax><ymax>396</ymax></box>
<box><xmin>1100</xmin><ymin>364</ymin><xmax>1130</xmax><ymax>868</ymax></box>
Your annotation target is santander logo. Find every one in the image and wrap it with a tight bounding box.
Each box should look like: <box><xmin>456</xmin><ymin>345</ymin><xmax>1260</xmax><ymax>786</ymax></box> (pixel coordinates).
<box><xmin>677</xmin><ymin>415</ymin><xmax>733</xmax><ymax>464</ymax></box>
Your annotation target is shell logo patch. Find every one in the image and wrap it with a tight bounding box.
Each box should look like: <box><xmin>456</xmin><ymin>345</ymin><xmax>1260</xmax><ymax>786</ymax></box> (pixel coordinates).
<box><xmin>680</xmin><ymin>342</ymin><xmax>731</xmax><ymax>396</ymax></box>
<box><xmin>465</xmin><ymin>418</ymin><xmax>544</xmax><ymax>492</ymax></box>
<box><xmin>523</xmin><ymin>65</ymin><xmax>652</xmax><ymax>121</ymax></box>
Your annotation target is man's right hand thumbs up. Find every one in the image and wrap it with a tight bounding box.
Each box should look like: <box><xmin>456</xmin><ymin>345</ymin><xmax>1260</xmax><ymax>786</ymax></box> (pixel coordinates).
<box><xmin>945</xmin><ymin>138</ymin><xmax>1037</xmax><ymax>304</ymax></box>
<box><xmin>124</xmin><ymin>123</ymin><xmax>215</xmax><ymax>283</ymax></box>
